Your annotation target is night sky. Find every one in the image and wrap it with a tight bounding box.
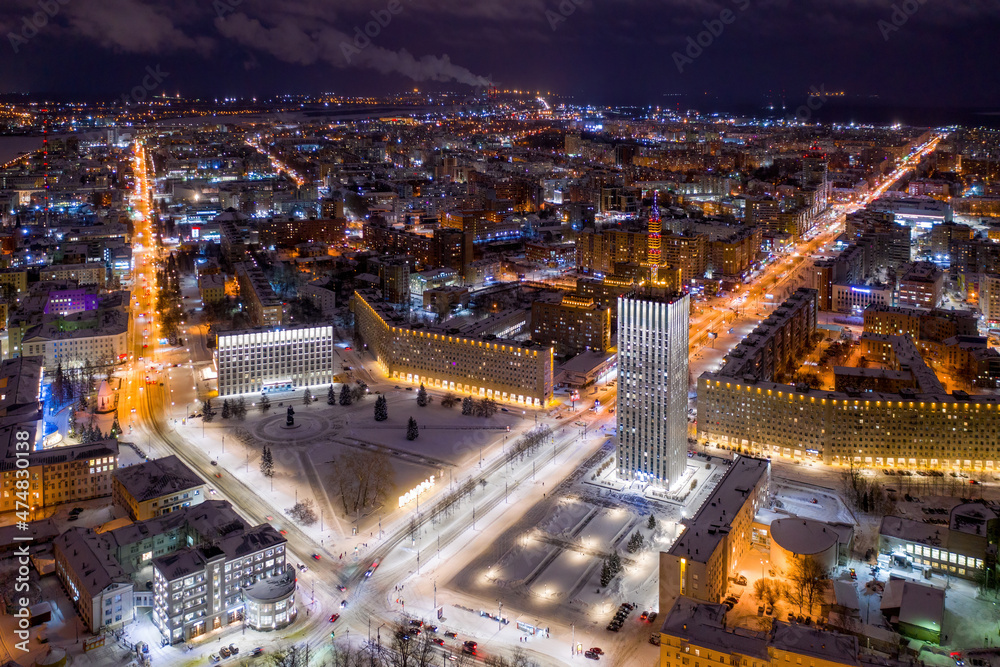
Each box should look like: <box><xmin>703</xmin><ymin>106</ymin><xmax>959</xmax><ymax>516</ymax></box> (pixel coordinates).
<box><xmin>1</xmin><ymin>0</ymin><xmax>998</xmax><ymax>113</ymax></box>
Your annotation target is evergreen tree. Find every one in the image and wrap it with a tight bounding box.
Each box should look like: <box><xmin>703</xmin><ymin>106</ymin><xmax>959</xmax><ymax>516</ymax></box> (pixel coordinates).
<box><xmin>327</xmin><ymin>384</ymin><xmax>336</xmax><ymax>406</ymax></box>
<box><xmin>260</xmin><ymin>446</ymin><xmax>274</xmax><ymax>478</ymax></box>
<box><xmin>303</xmin><ymin>388</ymin><xmax>313</xmax><ymax>405</ymax></box>
<box><xmin>647</xmin><ymin>514</ymin><xmax>657</xmax><ymax>531</ymax></box>
<box><xmin>374</xmin><ymin>395</ymin><xmax>388</xmax><ymax>422</ymax></box>
<box><xmin>234</xmin><ymin>397</ymin><xmax>247</xmax><ymax>421</ymax></box>
<box><xmin>52</xmin><ymin>363</ymin><xmax>66</xmax><ymax>404</ymax></box>
<box><xmin>339</xmin><ymin>384</ymin><xmax>353</xmax><ymax>406</ymax></box>
<box><xmin>110</xmin><ymin>414</ymin><xmax>122</xmax><ymax>439</ymax></box>
<box><xmin>222</xmin><ymin>399</ymin><xmax>231</xmax><ymax>419</ymax></box>
<box><xmin>260</xmin><ymin>394</ymin><xmax>271</xmax><ymax>413</ymax></box>
<box><xmin>406</xmin><ymin>416</ymin><xmax>419</xmax><ymax>441</ymax></box>
<box><xmin>416</xmin><ymin>383</ymin><xmax>428</xmax><ymax>407</ymax></box>
<box><xmin>461</xmin><ymin>396</ymin><xmax>474</xmax><ymax>416</ymax></box>
<box><xmin>609</xmin><ymin>551</ymin><xmax>623</xmax><ymax>575</ymax></box>
<box><xmin>202</xmin><ymin>399</ymin><xmax>215</xmax><ymax>423</ymax></box>
<box><xmin>600</xmin><ymin>561</ymin><xmax>613</xmax><ymax>587</ymax></box>
<box><xmin>627</xmin><ymin>531</ymin><xmax>644</xmax><ymax>553</ymax></box>
<box><xmin>78</xmin><ymin>392</ymin><xmax>88</xmax><ymax>412</ymax></box>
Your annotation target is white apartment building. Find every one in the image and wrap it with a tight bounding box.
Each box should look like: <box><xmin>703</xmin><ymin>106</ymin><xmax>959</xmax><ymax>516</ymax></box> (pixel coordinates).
<box><xmin>152</xmin><ymin>524</ymin><xmax>290</xmax><ymax>643</ymax></box>
<box><xmin>215</xmin><ymin>325</ymin><xmax>335</xmax><ymax>397</ymax></box>
<box><xmin>617</xmin><ymin>290</ymin><xmax>690</xmax><ymax>488</ymax></box>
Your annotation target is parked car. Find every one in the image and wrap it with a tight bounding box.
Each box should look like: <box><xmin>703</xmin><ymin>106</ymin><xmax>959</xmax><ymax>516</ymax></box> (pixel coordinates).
<box><xmin>229</xmin><ymin>645</ymin><xmax>239</xmax><ymax>655</ymax></box>
<box><xmin>445</xmin><ymin>631</ymin><xmax>458</xmax><ymax>639</ymax></box>
<box><xmin>585</xmin><ymin>650</ymin><xmax>600</xmax><ymax>659</ymax></box>
<box><xmin>649</xmin><ymin>634</ymin><xmax>661</xmax><ymax>646</ymax></box>
<box><xmin>210</xmin><ymin>655</ymin><xmax>221</xmax><ymax>663</ymax></box>
<box><xmin>220</xmin><ymin>646</ymin><xmax>232</xmax><ymax>658</ymax></box>
<box><xmin>250</xmin><ymin>647</ymin><xmax>263</xmax><ymax>657</ymax></box>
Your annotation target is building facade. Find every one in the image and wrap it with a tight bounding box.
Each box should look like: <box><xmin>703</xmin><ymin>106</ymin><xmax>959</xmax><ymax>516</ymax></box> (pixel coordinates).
<box><xmin>617</xmin><ymin>290</ymin><xmax>689</xmax><ymax>487</ymax></box>
<box><xmin>659</xmin><ymin>456</ymin><xmax>770</xmax><ymax>610</ymax></box>
<box><xmin>152</xmin><ymin>525</ymin><xmax>289</xmax><ymax>643</ymax></box>
<box><xmin>530</xmin><ymin>294</ymin><xmax>612</xmax><ymax>354</ymax></box>
<box><xmin>236</xmin><ymin>261</ymin><xmax>283</xmax><ymax>328</ymax></box>
<box><xmin>354</xmin><ymin>291</ymin><xmax>553</xmax><ymax>406</ymax></box>
<box><xmin>112</xmin><ymin>455</ymin><xmax>207</xmax><ymax>521</ymax></box>
<box><xmin>215</xmin><ymin>325</ymin><xmax>335</xmax><ymax>397</ymax></box>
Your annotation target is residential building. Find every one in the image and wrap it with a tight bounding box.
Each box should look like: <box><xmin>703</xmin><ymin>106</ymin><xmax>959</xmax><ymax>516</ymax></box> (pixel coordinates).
<box><xmin>39</xmin><ymin>262</ymin><xmax>107</xmax><ymax>288</ymax></box>
<box><xmin>530</xmin><ymin>294</ymin><xmax>612</xmax><ymax>355</ymax></box>
<box><xmin>354</xmin><ymin>291</ymin><xmax>553</xmax><ymax>406</ymax></box>
<box><xmin>698</xmin><ymin>315</ymin><xmax>1000</xmax><ymax>469</ymax></box>
<box><xmin>112</xmin><ymin>455</ymin><xmax>207</xmax><ymax>521</ymax></box>
<box><xmin>575</xmin><ymin>228</ymin><xmax>648</xmax><ymax>275</ymax></box>
<box><xmin>617</xmin><ymin>289</ymin><xmax>689</xmax><ymax>487</ymax></box>
<box><xmin>54</xmin><ymin>528</ymin><xmax>135</xmax><ymax>632</ymax></box>
<box><xmin>0</xmin><ymin>357</ymin><xmax>119</xmax><ymax>514</ymax></box>
<box><xmin>658</xmin><ymin>596</ymin><xmax>863</xmax><ymax>667</ymax></box>
<box><xmin>198</xmin><ymin>274</ymin><xmax>226</xmax><ymax>304</ymax></box>
<box><xmin>236</xmin><ymin>261</ymin><xmax>283</xmax><ymax>327</ymax></box>
<box><xmin>661</xmin><ymin>231</ymin><xmax>707</xmax><ymax>284</ymax></box>
<box><xmin>152</xmin><ymin>524</ymin><xmax>290</xmax><ymax>643</ymax></box>
<box><xmin>659</xmin><ymin>456</ymin><xmax>770</xmax><ymax>610</ymax></box>
<box><xmin>215</xmin><ymin>325</ymin><xmax>335</xmax><ymax>397</ymax></box>
<box><xmin>376</xmin><ymin>258</ymin><xmax>411</xmax><ymax>305</ymax></box>
<box><xmin>299</xmin><ymin>277</ymin><xmax>337</xmax><ymax>316</ymax></box>
<box><xmin>898</xmin><ymin>262</ymin><xmax>944</xmax><ymax>309</ymax></box>
<box><xmin>53</xmin><ymin>500</ymin><xmax>289</xmax><ymax>639</ymax></box>
<box><xmin>715</xmin><ymin>288</ymin><xmax>817</xmax><ymax>383</ymax></box>
<box><xmin>980</xmin><ymin>274</ymin><xmax>1000</xmax><ymax>325</ymax></box>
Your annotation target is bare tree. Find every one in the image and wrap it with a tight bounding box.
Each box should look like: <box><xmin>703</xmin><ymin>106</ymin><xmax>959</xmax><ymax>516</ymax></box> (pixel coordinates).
<box><xmin>785</xmin><ymin>555</ymin><xmax>830</xmax><ymax>615</ymax></box>
<box><xmin>330</xmin><ymin>449</ymin><xmax>395</xmax><ymax>516</ymax></box>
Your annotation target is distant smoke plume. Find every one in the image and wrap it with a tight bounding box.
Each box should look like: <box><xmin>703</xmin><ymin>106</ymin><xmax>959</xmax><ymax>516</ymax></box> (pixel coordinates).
<box><xmin>214</xmin><ymin>13</ymin><xmax>491</xmax><ymax>86</ymax></box>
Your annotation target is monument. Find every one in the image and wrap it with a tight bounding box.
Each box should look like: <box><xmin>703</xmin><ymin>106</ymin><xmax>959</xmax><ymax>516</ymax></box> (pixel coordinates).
<box><xmin>286</xmin><ymin>405</ymin><xmax>295</xmax><ymax>427</ymax></box>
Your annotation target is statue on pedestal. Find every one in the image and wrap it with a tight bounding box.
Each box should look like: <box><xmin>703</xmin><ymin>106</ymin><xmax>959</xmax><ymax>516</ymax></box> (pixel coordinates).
<box><xmin>286</xmin><ymin>405</ymin><xmax>295</xmax><ymax>427</ymax></box>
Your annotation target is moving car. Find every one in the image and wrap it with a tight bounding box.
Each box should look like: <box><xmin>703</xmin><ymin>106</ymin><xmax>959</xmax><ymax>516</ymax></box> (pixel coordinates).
<box><xmin>313</xmin><ymin>554</ymin><xmax>322</xmax><ymax>560</ymax></box>
<box><xmin>330</xmin><ymin>613</ymin><xmax>339</xmax><ymax>622</ymax></box>
<box><xmin>250</xmin><ymin>647</ymin><xmax>263</xmax><ymax>657</ymax></box>
<box><xmin>365</xmin><ymin>559</ymin><xmax>380</xmax><ymax>577</ymax></box>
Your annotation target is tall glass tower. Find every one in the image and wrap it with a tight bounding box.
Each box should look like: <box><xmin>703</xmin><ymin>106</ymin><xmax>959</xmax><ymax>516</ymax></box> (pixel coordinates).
<box><xmin>616</xmin><ymin>289</ymin><xmax>690</xmax><ymax>488</ymax></box>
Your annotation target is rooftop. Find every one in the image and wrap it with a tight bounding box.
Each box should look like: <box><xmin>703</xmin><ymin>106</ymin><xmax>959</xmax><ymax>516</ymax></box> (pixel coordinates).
<box><xmin>668</xmin><ymin>456</ymin><xmax>769</xmax><ymax>563</ymax></box>
<box><xmin>880</xmin><ymin>578</ymin><xmax>945</xmax><ymax>633</ymax></box>
<box><xmin>112</xmin><ymin>455</ymin><xmax>204</xmax><ymax>502</ymax></box>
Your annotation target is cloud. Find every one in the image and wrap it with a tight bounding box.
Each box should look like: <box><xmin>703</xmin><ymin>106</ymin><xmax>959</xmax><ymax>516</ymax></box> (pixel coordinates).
<box><xmin>214</xmin><ymin>10</ymin><xmax>491</xmax><ymax>86</ymax></box>
<box><xmin>63</xmin><ymin>0</ymin><xmax>213</xmax><ymax>55</ymax></box>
